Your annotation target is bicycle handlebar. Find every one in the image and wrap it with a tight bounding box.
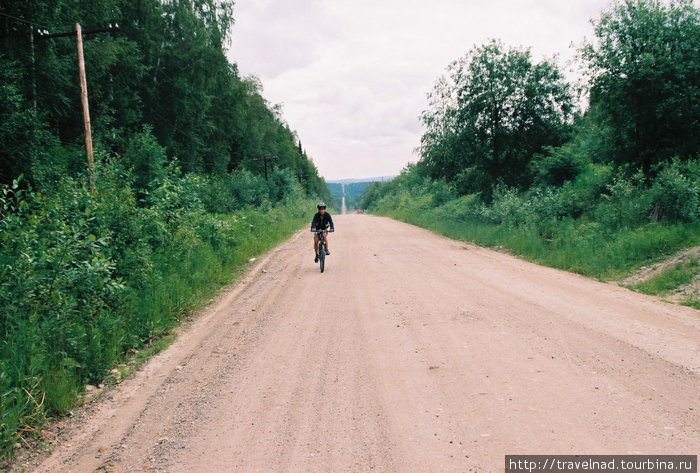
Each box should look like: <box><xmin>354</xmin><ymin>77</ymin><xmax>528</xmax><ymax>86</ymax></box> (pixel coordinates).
<box><xmin>311</xmin><ymin>228</ymin><xmax>334</xmax><ymax>232</ymax></box>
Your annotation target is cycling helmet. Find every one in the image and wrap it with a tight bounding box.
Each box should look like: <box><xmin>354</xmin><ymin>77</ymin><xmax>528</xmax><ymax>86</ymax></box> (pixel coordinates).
<box><xmin>317</xmin><ymin>202</ymin><xmax>326</xmax><ymax>210</ymax></box>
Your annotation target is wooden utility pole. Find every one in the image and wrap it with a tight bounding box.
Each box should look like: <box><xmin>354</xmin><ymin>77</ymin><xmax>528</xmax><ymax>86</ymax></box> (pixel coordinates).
<box><xmin>29</xmin><ymin>25</ymin><xmax>37</xmax><ymax>112</ymax></box>
<box><xmin>263</xmin><ymin>156</ymin><xmax>273</xmax><ymax>182</ymax></box>
<box><xmin>37</xmin><ymin>24</ymin><xmax>119</xmax><ymax>194</ymax></box>
<box><xmin>251</xmin><ymin>155</ymin><xmax>278</xmax><ymax>182</ymax></box>
<box><xmin>75</xmin><ymin>23</ymin><xmax>95</xmax><ymax>194</ymax></box>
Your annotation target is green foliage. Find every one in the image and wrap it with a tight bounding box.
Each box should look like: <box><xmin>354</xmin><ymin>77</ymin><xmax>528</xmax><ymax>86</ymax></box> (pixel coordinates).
<box><xmin>204</xmin><ymin>170</ymin><xmax>268</xmax><ymax>213</ymax></box>
<box><xmin>414</xmin><ymin>1</ymin><xmax>698</xmax><ymax>213</ymax></box>
<box><xmin>628</xmin><ymin>258</ymin><xmax>699</xmax><ymax>296</ymax></box>
<box><xmin>357</xmin><ymin>181</ymin><xmax>386</xmax><ymax>210</ymax></box>
<box><xmin>0</xmin><ymin>0</ymin><xmax>326</xmax><ymax>198</ymax></box>
<box><xmin>594</xmin><ymin>170</ymin><xmax>653</xmax><ymax>228</ymax></box>
<box><xmin>360</xmin><ymin>158</ymin><xmax>700</xmax><ymax>282</ymax></box>
<box><xmin>434</xmin><ymin>194</ymin><xmax>483</xmax><ymax>222</ymax></box>
<box><xmin>204</xmin><ymin>167</ymin><xmax>307</xmax><ymax>214</ymax></box>
<box><xmin>269</xmin><ymin>168</ymin><xmax>305</xmax><ymax>203</ymax></box>
<box><xmin>452</xmin><ymin>166</ymin><xmax>492</xmax><ymax>197</ymax></box>
<box><xmin>530</xmin><ymin>144</ymin><xmax>587</xmax><ymax>188</ymax></box>
<box><xmin>384</xmin><ymin>2</ymin><xmax>699</xmax><ymax>279</ymax></box>
<box><xmin>485</xmin><ymin>185</ymin><xmax>535</xmax><ymax>227</ymax></box>
<box><xmin>0</xmin><ymin>56</ymin><xmax>40</xmax><ymax>183</ymax></box>
<box><xmin>420</xmin><ymin>39</ymin><xmax>574</xmax><ymax>196</ymax></box>
<box><xmin>0</xmin><ymin>151</ymin><xmax>316</xmax><ymax>461</ymax></box>
<box><xmin>359</xmin><ymin>5</ymin><xmax>699</xmax><ymax>294</ymax></box>
<box><xmin>649</xmin><ymin>159</ymin><xmax>700</xmax><ymax>222</ymax></box>
<box><xmin>555</xmin><ymin>163</ymin><xmax>615</xmax><ymax>219</ymax></box>
<box><xmin>582</xmin><ymin>0</ymin><xmax>700</xmax><ymax>169</ymax></box>
<box><xmin>123</xmin><ymin>126</ymin><xmax>169</xmax><ymax>198</ymax></box>
<box><xmin>0</xmin><ymin>1</ymin><xmax>330</xmax><ymax>463</ymax></box>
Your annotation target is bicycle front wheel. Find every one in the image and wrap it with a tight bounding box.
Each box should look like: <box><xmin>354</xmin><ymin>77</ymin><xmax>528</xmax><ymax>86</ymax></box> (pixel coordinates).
<box><xmin>319</xmin><ymin>250</ymin><xmax>325</xmax><ymax>273</ymax></box>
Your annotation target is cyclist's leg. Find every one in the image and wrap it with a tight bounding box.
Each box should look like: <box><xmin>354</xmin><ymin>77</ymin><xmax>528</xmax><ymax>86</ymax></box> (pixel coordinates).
<box><xmin>314</xmin><ymin>236</ymin><xmax>319</xmax><ymax>255</ymax></box>
<box><xmin>322</xmin><ymin>232</ymin><xmax>330</xmax><ymax>254</ymax></box>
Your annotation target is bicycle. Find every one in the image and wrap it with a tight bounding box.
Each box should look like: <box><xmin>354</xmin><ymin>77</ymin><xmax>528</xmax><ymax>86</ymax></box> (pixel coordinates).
<box><xmin>312</xmin><ymin>228</ymin><xmax>334</xmax><ymax>273</ymax></box>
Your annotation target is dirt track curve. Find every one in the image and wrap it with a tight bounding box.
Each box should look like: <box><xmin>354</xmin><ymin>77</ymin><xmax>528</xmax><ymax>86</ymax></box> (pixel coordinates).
<box><xmin>19</xmin><ymin>214</ymin><xmax>700</xmax><ymax>473</ymax></box>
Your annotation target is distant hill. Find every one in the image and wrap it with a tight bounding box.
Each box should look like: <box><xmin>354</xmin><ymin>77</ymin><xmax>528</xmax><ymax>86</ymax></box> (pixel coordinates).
<box><xmin>326</xmin><ymin>176</ymin><xmax>395</xmax><ymax>212</ymax></box>
<box><xmin>326</xmin><ymin>176</ymin><xmax>395</xmax><ymax>185</ymax></box>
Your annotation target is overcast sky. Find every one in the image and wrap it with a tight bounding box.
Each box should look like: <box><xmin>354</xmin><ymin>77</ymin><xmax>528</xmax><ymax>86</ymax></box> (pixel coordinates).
<box><xmin>227</xmin><ymin>0</ymin><xmax>613</xmax><ymax>181</ymax></box>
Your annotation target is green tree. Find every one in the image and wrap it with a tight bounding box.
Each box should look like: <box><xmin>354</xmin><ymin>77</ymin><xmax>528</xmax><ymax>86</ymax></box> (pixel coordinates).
<box><xmin>421</xmin><ymin>40</ymin><xmax>574</xmax><ymax>197</ymax></box>
<box><xmin>0</xmin><ymin>56</ymin><xmax>38</xmax><ymax>182</ymax></box>
<box><xmin>419</xmin><ymin>75</ymin><xmax>462</xmax><ymax>184</ymax></box>
<box><xmin>582</xmin><ymin>0</ymin><xmax>700</xmax><ymax>169</ymax></box>
<box><xmin>0</xmin><ymin>0</ymin><xmax>328</xmax><ymax>200</ymax></box>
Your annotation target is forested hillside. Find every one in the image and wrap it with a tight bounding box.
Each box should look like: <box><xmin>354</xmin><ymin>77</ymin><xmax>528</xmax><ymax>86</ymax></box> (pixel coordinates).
<box><xmin>0</xmin><ymin>0</ymin><xmax>330</xmax><ymax>192</ymax></box>
<box><xmin>327</xmin><ymin>179</ymin><xmax>386</xmax><ymax>212</ymax></box>
<box><xmin>360</xmin><ymin>0</ymin><xmax>699</xmax><ymax>298</ymax></box>
<box><xmin>0</xmin><ymin>0</ymin><xmax>331</xmax><ymax>460</ymax></box>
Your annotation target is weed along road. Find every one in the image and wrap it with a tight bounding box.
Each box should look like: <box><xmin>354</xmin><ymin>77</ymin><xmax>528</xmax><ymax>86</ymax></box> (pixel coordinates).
<box><xmin>24</xmin><ymin>214</ymin><xmax>700</xmax><ymax>473</ymax></box>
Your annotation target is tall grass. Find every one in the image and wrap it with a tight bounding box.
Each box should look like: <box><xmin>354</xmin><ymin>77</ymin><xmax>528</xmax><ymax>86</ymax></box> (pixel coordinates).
<box><xmin>373</xmin><ymin>196</ymin><xmax>700</xmax><ymax>282</ymax></box>
<box><xmin>627</xmin><ymin>258</ymin><xmax>699</xmax><ymax>296</ymax></box>
<box><xmin>0</xmin><ymin>165</ymin><xmax>314</xmax><ymax>462</ymax></box>
<box><xmin>126</xmin><ymin>204</ymin><xmax>311</xmax><ymax>343</ymax></box>
<box><xmin>363</xmin><ymin>159</ymin><xmax>699</xmax><ymax>283</ymax></box>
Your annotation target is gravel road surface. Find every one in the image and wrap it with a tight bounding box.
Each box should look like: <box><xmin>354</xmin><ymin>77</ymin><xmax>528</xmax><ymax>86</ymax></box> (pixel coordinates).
<box><xmin>22</xmin><ymin>214</ymin><xmax>700</xmax><ymax>473</ymax></box>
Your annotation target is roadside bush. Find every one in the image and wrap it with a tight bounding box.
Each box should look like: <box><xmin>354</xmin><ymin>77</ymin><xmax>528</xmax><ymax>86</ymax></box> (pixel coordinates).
<box><xmin>425</xmin><ymin>178</ymin><xmax>456</xmax><ymax>206</ymax></box>
<box><xmin>594</xmin><ymin>170</ymin><xmax>653</xmax><ymax>229</ymax></box>
<box><xmin>484</xmin><ymin>185</ymin><xmax>534</xmax><ymax>227</ymax></box>
<box><xmin>29</xmin><ymin>138</ymin><xmax>83</xmax><ymax>192</ymax></box>
<box><xmin>147</xmin><ymin>172</ymin><xmax>207</xmax><ymax>225</ymax></box>
<box><xmin>453</xmin><ymin>166</ymin><xmax>491</xmax><ymax>198</ymax></box>
<box><xmin>361</xmin><ymin>155</ymin><xmax>700</xmax><ymax>282</ymax></box>
<box><xmin>556</xmin><ymin>163</ymin><xmax>614</xmax><ymax>219</ymax></box>
<box><xmin>0</xmin><ymin>156</ymin><xmax>316</xmax><ymax>459</ymax></box>
<box><xmin>649</xmin><ymin>159</ymin><xmax>699</xmax><ymax>223</ymax></box>
<box><xmin>204</xmin><ymin>169</ymin><xmax>269</xmax><ymax>213</ymax></box>
<box><xmin>530</xmin><ymin>144</ymin><xmax>587</xmax><ymax>188</ymax></box>
<box><xmin>435</xmin><ymin>194</ymin><xmax>482</xmax><ymax>222</ymax></box>
<box><xmin>590</xmin><ymin>160</ymin><xmax>699</xmax><ymax>228</ymax></box>
<box><xmin>269</xmin><ymin>168</ymin><xmax>304</xmax><ymax>203</ymax></box>
<box><xmin>0</xmin><ymin>176</ymin><xmax>127</xmax><ymax>420</ymax></box>
<box><xmin>122</xmin><ymin>126</ymin><xmax>169</xmax><ymax>199</ymax></box>
<box><xmin>358</xmin><ymin>181</ymin><xmax>394</xmax><ymax>210</ymax></box>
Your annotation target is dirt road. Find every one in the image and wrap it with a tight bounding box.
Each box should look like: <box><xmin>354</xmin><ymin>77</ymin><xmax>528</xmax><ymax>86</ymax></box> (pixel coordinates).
<box><xmin>23</xmin><ymin>214</ymin><xmax>700</xmax><ymax>473</ymax></box>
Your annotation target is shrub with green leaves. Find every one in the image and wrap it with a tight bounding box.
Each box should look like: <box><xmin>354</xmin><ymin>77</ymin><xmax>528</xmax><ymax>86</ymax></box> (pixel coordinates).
<box><xmin>485</xmin><ymin>185</ymin><xmax>534</xmax><ymax>227</ymax></box>
<box><xmin>594</xmin><ymin>170</ymin><xmax>653</xmax><ymax>229</ymax></box>
<box><xmin>530</xmin><ymin>144</ymin><xmax>588</xmax><ymax>188</ymax></box>
<box><xmin>0</xmin><ymin>155</ymin><xmax>316</xmax><ymax>459</ymax></box>
<box><xmin>361</xmin><ymin>154</ymin><xmax>700</xmax><ymax>282</ymax></box>
<box><xmin>204</xmin><ymin>170</ymin><xmax>268</xmax><ymax>213</ymax></box>
<box><xmin>123</xmin><ymin>125</ymin><xmax>169</xmax><ymax>199</ymax></box>
<box><xmin>650</xmin><ymin>159</ymin><xmax>699</xmax><ymax>223</ymax></box>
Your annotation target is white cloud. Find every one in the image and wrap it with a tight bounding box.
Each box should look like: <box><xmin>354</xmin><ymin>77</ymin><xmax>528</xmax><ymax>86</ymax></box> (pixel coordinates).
<box><xmin>228</xmin><ymin>0</ymin><xmax>612</xmax><ymax>180</ymax></box>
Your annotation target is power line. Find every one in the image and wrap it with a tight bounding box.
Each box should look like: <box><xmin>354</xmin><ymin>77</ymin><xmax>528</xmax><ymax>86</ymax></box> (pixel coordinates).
<box><xmin>0</xmin><ymin>125</ymin><xmax>31</xmax><ymax>136</ymax></box>
<box><xmin>0</xmin><ymin>9</ymin><xmax>89</xmax><ymax>35</ymax></box>
<box><xmin>36</xmin><ymin>25</ymin><xmax>120</xmax><ymax>40</ymax></box>
<box><xmin>0</xmin><ymin>10</ymin><xmax>52</xmax><ymax>31</ymax></box>
<box><xmin>54</xmin><ymin>10</ymin><xmax>82</xmax><ymax>28</ymax></box>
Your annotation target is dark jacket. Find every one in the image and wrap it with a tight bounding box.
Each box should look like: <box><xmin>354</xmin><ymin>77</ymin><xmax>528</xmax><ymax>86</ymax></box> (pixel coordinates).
<box><xmin>311</xmin><ymin>211</ymin><xmax>334</xmax><ymax>231</ymax></box>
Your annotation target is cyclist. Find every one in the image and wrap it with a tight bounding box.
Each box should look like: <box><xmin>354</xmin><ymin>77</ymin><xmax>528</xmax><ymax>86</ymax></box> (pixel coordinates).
<box><xmin>311</xmin><ymin>202</ymin><xmax>334</xmax><ymax>263</ymax></box>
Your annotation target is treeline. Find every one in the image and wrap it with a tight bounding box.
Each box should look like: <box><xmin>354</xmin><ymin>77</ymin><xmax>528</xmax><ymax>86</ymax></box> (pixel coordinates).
<box><xmin>327</xmin><ymin>181</ymin><xmax>377</xmax><ymax>212</ymax></box>
<box><xmin>0</xmin><ymin>0</ymin><xmax>331</xmax><ymax>459</ymax></box>
<box><xmin>0</xmin><ymin>0</ymin><xmax>329</xmax><ymax>197</ymax></box>
<box><xmin>361</xmin><ymin>0</ymin><xmax>699</xmax><ymax>280</ymax></box>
